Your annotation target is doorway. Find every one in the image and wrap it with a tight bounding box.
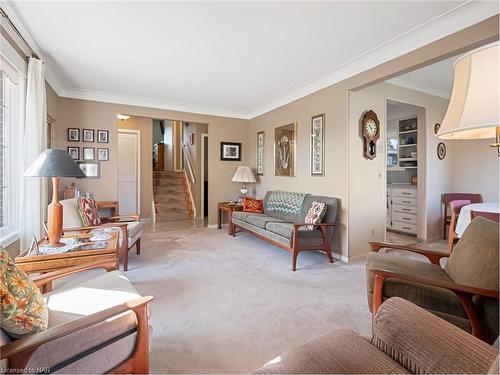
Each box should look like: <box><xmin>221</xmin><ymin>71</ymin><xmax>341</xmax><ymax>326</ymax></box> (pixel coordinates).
<box><xmin>201</xmin><ymin>133</ymin><xmax>208</xmax><ymax>219</ymax></box>
<box><xmin>117</xmin><ymin>130</ymin><xmax>141</xmax><ymax>215</ymax></box>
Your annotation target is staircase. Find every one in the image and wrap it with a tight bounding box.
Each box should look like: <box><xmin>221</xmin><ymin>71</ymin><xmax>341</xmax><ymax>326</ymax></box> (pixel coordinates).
<box><xmin>153</xmin><ymin>171</ymin><xmax>193</xmax><ymax>221</ymax></box>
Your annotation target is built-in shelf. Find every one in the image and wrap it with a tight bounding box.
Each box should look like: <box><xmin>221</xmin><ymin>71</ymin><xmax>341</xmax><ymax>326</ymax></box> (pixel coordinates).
<box><xmin>399</xmin><ymin>143</ymin><xmax>417</xmax><ymax>147</ymax></box>
<box><xmin>399</xmin><ymin>129</ymin><xmax>418</xmax><ymax>135</ymax></box>
<box><xmin>404</xmin><ymin>166</ymin><xmax>418</xmax><ymax>169</ymax></box>
<box><xmin>399</xmin><ymin>158</ymin><xmax>417</xmax><ymax>161</ymax></box>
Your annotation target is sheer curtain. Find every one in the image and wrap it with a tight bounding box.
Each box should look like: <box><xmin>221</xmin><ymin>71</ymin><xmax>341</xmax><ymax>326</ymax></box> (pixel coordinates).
<box><xmin>20</xmin><ymin>58</ymin><xmax>47</xmax><ymax>248</ymax></box>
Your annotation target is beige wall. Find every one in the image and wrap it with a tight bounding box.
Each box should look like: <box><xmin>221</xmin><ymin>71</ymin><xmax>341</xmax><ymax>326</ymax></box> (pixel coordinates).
<box><xmin>118</xmin><ymin>116</ymin><xmax>154</xmax><ymax>219</ymax></box>
<box><xmin>52</xmin><ymin>97</ymin><xmax>248</xmax><ymax>225</ymax></box>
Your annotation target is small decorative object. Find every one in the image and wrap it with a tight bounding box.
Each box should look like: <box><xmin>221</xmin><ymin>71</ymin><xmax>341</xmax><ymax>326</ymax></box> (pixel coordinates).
<box><xmin>220</xmin><ymin>142</ymin><xmax>241</xmax><ymax>161</ymax></box>
<box><xmin>232</xmin><ymin>166</ymin><xmax>256</xmax><ymax>195</ymax></box>
<box><xmin>24</xmin><ymin>149</ymin><xmax>85</xmax><ymax>246</ymax></box>
<box><xmin>311</xmin><ymin>114</ymin><xmax>325</xmax><ymax>176</ymax></box>
<box><xmin>434</xmin><ymin>123</ymin><xmax>441</xmax><ymax>135</ymax></box>
<box><xmin>275</xmin><ymin>122</ymin><xmax>297</xmax><ymax>176</ymax></box>
<box><xmin>361</xmin><ymin>110</ymin><xmax>380</xmax><ymax>160</ymax></box>
<box><xmin>27</xmin><ymin>234</ymin><xmax>39</xmax><ymax>256</ymax></box>
<box><xmin>67</xmin><ymin>128</ymin><xmax>80</xmax><ymax>142</ymax></box>
<box><xmin>83</xmin><ymin>147</ymin><xmax>95</xmax><ymax>160</ymax></box>
<box><xmin>67</xmin><ymin>146</ymin><xmax>79</xmax><ymax>160</ymax></box>
<box><xmin>189</xmin><ymin>132</ymin><xmax>195</xmax><ymax>145</ymax></box>
<box><xmin>256</xmin><ymin>131</ymin><xmax>264</xmax><ymax>176</ymax></box>
<box><xmin>437</xmin><ymin>142</ymin><xmax>446</xmax><ymax>160</ymax></box>
<box><xmin>97</xmin><ymin>148</ymin><xmax>109</xmax><ymax>161</ymax></box>
<box><xmin>77</xmin><ymin>161</ymin><xmax>100</xmax><ymax>178</ymax></box>
<box><xmin>82</xmin><ymin>129</ymin><xmax>94</xmax><ymax>142</ymax></box>
<box><xmin>304</xmin><ymin>201</ymin><xmax>327</xmax><ymax>230</ymax></box>
<box><xmin>97</xmin><ymin>130</ymin><xmax>109</xmax><ymax>143</ymax></box>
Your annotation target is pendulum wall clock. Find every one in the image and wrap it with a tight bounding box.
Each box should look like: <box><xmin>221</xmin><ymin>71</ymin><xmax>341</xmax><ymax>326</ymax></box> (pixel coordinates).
<box><xmin>361</xmin><ymin>110</ymin><xmax>380</xmax><ymax>160</ymax></box>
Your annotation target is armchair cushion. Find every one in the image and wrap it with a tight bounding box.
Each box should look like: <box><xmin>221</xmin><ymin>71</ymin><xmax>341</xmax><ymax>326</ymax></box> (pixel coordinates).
<box><xmin>0</xmin><ymin>248</ymin><xmax>48</xmax><ymax>337</ymax></box>
<box><xmin>371</xmin><ymin>298</ymin><xmax>497</xmax><ymax>374</ymax></box>
<box><xmin>77</xmin><ymin>197</ymin><xmax>102</xmax><ymax>226</ymax></box>
<box><xmin>61</xmin><ymin>198</ymin><xmax>84</xmax><ymax>228</ymax></box>
<box><xmin>26</xmin><ymin>270</ymin><xmax>142</xmax><ymax>372</ymax></box>
<box><xmin>265</xmin><ymin>222</ymin><xmax>325</xmax><ymax>247</ymax></box>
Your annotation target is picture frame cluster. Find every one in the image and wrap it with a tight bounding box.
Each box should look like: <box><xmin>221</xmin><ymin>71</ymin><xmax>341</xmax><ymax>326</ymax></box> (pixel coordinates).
<box><xmin>67</xmin><ymin>128</ymin><xmax>109</xmax><ymax>162</ymax></box>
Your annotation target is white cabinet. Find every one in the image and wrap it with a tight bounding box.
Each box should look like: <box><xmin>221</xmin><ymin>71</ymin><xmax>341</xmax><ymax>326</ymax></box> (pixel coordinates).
<box><xmin>387</xmin><ymin>186</ymin><xmax>417</xmax><ymax>235</ymax></box>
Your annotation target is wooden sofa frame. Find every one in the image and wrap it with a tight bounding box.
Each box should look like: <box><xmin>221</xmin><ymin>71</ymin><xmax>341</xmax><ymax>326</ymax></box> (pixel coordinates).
<box><xmin>1</xmin><ymin>260</ymin><xmax>153</xmax><ymax>374</ymax></box>
<box><xmin>368</xmin><ymin>242</ymin><xmax>499</xmax><ymax>341</ymax></box>
<box><xmin>233</xmin><ymin>222</ymin><xmax>337</xmax><ymax>271</ymax></box>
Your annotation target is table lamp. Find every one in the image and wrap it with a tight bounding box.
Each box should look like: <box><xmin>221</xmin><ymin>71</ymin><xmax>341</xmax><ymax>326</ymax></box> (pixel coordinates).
<box><xmin>437</xmin><ymin>42</ymin><xmax>499</xmax><ymax>156</ymax></box>
<box><xmin>232</xmin><ymin>166</ymin><xmax>256</xmax><ymax>195</ymax></box>
<box><xmin>24</xmin><ymin>149</ymin><xmax>86</xmax><ymax>246</ymax></box>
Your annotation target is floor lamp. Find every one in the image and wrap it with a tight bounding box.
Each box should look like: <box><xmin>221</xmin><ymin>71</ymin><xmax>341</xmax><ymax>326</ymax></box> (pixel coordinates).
<box><xmin>24</xmin><ymin>149</ymin><xmax>85</xmax><ymax>246</ymax></box>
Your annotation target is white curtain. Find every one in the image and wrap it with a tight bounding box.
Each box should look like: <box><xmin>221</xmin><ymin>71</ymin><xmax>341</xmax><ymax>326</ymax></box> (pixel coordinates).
<box><xmin>20</xmin><ymin>58</ymin><xmax>47</xmax><ymax>248</ymax></box>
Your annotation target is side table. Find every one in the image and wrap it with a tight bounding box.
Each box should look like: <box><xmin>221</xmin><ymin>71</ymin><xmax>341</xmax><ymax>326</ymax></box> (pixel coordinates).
<box><xmin>218</xmin><ymin>202</ymin><xmax>243</xmax><ymax>235</ymax></box>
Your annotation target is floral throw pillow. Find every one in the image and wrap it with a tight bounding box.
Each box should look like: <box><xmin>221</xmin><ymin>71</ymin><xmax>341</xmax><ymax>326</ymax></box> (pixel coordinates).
<box><xmin>78</xmin><ymin>197</ymin><xmax>102</xmax><ymax>226</ymax></box>
<box><xmin>304</xmin><ymin>201</ymin><xmax>327</xmax><ymax>230</ymax></box>
<box><xmin>243</xmin><ymin>197</ymin><xmax>264</xmax><ymax>213</ymax></box>
<box><xmin>0</xmin><ymin>247</ymin><xmax>48</xmax><ymax>337</ymax></box>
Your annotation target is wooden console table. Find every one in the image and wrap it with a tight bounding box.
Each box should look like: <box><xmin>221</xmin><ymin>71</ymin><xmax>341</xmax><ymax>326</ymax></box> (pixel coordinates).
<box><xmin>218</xmin><ymin>202</ymin><xmax>243</xmax><ymax>235</ymax></box>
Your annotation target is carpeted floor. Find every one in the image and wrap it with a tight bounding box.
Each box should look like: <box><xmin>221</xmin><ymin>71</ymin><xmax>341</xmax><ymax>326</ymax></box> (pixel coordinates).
<box><xmin>57</xmin><ymin>221</ymin><xmax>444</xmax><ymax>373</ymax></box>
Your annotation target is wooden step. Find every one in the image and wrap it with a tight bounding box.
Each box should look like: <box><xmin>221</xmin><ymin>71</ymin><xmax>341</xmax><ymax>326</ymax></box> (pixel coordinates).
<box><xmin>155</xmin><ymin>211</ymin><xmax>193</xmax><ymax>221</ymax></box>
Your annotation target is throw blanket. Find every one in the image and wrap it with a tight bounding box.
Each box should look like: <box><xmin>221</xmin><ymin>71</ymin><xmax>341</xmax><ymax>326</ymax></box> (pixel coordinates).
<box><xmin>266</xmin><ymin>191</ymin><xmax>308</xmax><ymax>215</ymax></box>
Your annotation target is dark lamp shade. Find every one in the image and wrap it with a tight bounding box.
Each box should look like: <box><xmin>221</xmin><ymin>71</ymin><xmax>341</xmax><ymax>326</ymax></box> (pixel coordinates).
<box><xmin>24</xmin><ymin>149</ymin><xmax>86</xmax><ymax>178</ymax></box>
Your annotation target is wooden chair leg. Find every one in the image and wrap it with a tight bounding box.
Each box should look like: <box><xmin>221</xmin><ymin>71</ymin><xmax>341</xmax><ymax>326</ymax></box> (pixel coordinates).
<box><xmin>292</xmin><ymin>249</ymin><xmax>299</xmax><ymax>272</ymax></box>
<box><xmin>320</xmin><ymin>226</ymin><xmax>333</xmax><ymax>263</ymax></box>
<box><xmin>124</xmin><ymin>249</ymin><xmax>129</xmax><ymax>272</ymax></box>
<box><xmin>136</xmin><ymin>238</ymin><xmax>141</xmax><ymax>255</ymax></box>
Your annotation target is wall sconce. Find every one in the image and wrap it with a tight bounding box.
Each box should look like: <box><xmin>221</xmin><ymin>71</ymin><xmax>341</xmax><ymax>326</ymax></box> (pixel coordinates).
<box><xmin>117</xmin><ymin>114</ymin><xmax>130</xmax><ymax>121</ymax></box>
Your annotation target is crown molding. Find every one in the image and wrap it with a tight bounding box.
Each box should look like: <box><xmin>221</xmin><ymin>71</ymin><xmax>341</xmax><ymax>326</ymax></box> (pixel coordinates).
<box><xmin>387</xmin><ymin>78</ymin><xmax>451</xmax><ymax>100</ymax></box>
<box><xmin>4</xmin><ymin>0</ymin><xmax>497</xmax><ymax>121</ymax></box>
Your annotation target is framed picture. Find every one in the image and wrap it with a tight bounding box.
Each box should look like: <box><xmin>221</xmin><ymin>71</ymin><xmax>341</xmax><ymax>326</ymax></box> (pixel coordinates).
<box><xmin>256</xmin><ymin>131</ymin><xmax>264</xmax><ymax>176</ymax></box>
<box><xmin>437</xmin><ymin>142</ymin><xmax>446</xmax><ymax>160</ymax></box>
<box><xmin>311</xmin><ymin>114</ymin><xmax>325</xmax><ymax>176</ymax></box>
<box><xmin>97</xmin><ymin>148</ymin><xmax>109</xmax><ymax>161</ymax></box>
<box><xmin>220</xmin><ymin>142</ymin><xmax>241</xmax><ymax>161</ymax></box>
<box><xmin>274</xmin><ymin>122</ymin><xmax>297</xmax><ymax>176</ymax></box>
<box><xmin>67</xmin><ymin>128</ymin><xmax>80</xmax><ymax>142</ymax></box>
<box><xmin>97</xmin><ymin>130</ymin><xmax>109</xmax><ymax>143</ymax></box>
<box><xmin>83</xmin><ymin>147</ymin><xmax>95</xmax><ymax>160</ymax></box>
<box><xmin>83</xmin><ymin>128</ymin><xmax>95</xmax><ymax>142</ymax></box>
<box><xmin>67</xmin><ymin>146</ymin><xmax>79</xmax><ymax>160</ymax></box>
<box><xmin>77</xmin><ymin>161</ymin><xmax>100</xmax><ymax>178</ymax></box>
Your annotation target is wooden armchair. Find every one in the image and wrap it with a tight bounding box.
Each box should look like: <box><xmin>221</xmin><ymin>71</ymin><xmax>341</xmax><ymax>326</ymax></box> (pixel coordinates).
<box><xmin>442</xmin><ymin>193</ymin><xmax>483</xmax><ymax>239</ymax></box>
<box><xmin>60</xmin><ymin>199</ymin><xmax>143</xmax><ymax>271</ymax></box>
<box><xmin>366</xmin><ymin>217</ymin><xmax>499</xmax><ymax>344</ymax></box>
<box><xmin>1</xmin><ymin>260</ymin><xmax>153</xmax><ymax>373</ymax></box>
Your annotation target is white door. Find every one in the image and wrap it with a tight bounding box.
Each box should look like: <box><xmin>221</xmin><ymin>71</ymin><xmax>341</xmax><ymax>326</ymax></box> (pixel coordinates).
<box><xmin>118</xmin><ymin>131</ymin><xmax>139</xmax><ymax>214</ymax></box>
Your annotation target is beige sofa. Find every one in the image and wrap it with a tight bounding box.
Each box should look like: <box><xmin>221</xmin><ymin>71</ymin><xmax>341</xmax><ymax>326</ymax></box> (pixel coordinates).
<box><xmin>255</xmin><ymin>297</ymin><xmax>499</xmax><ymax>374</ymax></box>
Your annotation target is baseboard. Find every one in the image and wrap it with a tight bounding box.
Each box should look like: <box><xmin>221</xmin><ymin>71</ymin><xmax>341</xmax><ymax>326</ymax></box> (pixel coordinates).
<box><xmin>141</xmin><ymin>218</ymin><xmax>152</xmax><ymax>223</ymax></box>
<box><xmin>333</xmin><ymin>253</ymin><xmax>349</xmax><ymax>262</ymax></box>
<box><xmin>207</xmin><ymin>224</ymin><xmax>219</xmax><ymax>229</ymax></box>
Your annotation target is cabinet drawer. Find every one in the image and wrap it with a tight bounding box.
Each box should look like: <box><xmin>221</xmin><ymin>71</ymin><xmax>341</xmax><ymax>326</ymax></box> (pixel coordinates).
<box><xmin>392</xmin><ymin>189</ymin><xmax>417</xmax><ymax>199</ymax></box>
<box><xmin>393</xmin><ymin>204</ymin><xmax>417</xmax><ymax>214</ymax></box>
<box><xmin>392</xmin><ymin>197</ymin><xmax>416</xmax><ymax>206</ymax></box>
<box><xmin>393</xmin><ymin>212</ymin><xmax>417</xmax><ymax>225</ymax></box>
<box><xmin>392</xmin><ymin>222</ymin><xmax>417</xmax><ymax>234</ymax></box>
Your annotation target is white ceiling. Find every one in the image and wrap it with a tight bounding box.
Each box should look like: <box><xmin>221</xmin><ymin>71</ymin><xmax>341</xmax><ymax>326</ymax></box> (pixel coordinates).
<box><xmin>387</xmin><ymin>100</ymin><xmax>419</xmax><ymax>121</ymax></box>
<box><xmin>7</xmin><ymin>1</ymin><xmax>499</xmax><ymax>119</ymax></box>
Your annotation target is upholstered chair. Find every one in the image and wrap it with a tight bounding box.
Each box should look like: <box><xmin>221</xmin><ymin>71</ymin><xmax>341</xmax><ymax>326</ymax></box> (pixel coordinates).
<box><xmin>367</xmin><ymin>216</ymin><xmax>499</xmax><ymax>344</ymax></box>
<box><xmin>60</xmin><ymin>198</ymin><xmax>143</xmax><ymax>271</ymax></box>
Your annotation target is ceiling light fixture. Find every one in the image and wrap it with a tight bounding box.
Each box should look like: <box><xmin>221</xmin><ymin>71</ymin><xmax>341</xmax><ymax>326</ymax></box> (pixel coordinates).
<box><xmin>117</xmin><ymin>114</ymin><xmax>130</xmax><ymax>121</ymax></box>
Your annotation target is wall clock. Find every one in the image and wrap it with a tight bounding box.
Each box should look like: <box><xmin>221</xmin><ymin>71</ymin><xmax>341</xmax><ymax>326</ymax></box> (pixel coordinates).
<box><xmin>361</xmin><ymin>110</ymin><xmax>380</xmax><ymax>160</ymax></box>
<box><xmin>437</xmin><ymin>142</ymin><xmax>446</xmax><ymax>160</ymax></box>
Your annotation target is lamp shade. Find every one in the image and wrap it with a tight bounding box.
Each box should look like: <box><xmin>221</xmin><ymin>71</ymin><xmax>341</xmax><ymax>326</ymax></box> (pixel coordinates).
<box><xmin>24</xmin><ymin>149</ymin><xmax>86</xmax><ymax>177</ymax></box>
<box><xmin>232</xmin><ymin>166</ymin><xmax>256</xmax><ymax>183</ymax></box>
<box><xmin>437</xmin><ymin>42</ymin><xmax>499</xmax><ymax>140</ymax></box>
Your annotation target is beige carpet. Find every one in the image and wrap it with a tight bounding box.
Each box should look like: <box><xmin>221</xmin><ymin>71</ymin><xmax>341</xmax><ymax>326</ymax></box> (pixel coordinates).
<box><xmin>59</xmin><ymin>220</ymin><xmax>374</xmax><ymax>373</ymax></box>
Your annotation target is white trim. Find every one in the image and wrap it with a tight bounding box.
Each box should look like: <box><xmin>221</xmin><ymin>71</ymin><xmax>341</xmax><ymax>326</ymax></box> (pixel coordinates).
<box><xmin>387</xmin><ymin>78</ymin><xmax>451</xmax><ymax>100</ymax></box>
<box><xmin>332</xmin><ymin>253</ymin><xmax>349</xmax><ymax>263</ymax></box>
<box><xmin>173</xmin><ymin>122</ymin><xmax>182</xmax><ymax>172</ymax></box>
<box><xmin>207</xmin><ymin>224</ymin><xmax>218</xmax><ymax>229</ymax></box>
<box><xmin>4</xmin><ymin>1</ymin><xmax>496</xmax><ymax>120</ymax></box>
<box><xmin>183</xmin><ymin>170</ymin><xmax>196</xmax><ymax>218</ymax></box>
<box><xmin>0</xmin><ymin>231</ymin><xmax>19</xmax><ymax>248</ymax></box>
<box><xmin>200</xmin><ymin>133</ymin><xmax>208</xmax><ymax>218</ymax></box>
<box><xmin>117</xmin><ymin>129</ymin><xmax>141</xmax><ymax>215</ymax></box>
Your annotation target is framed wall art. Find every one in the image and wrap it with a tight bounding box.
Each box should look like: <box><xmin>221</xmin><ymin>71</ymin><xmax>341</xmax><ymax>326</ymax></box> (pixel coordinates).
<box><xmin>97</xmin><ymin>130</ymin><xmax>109</xmax><ymax>143</ymax></box>
<box><xmin>274</xmin><ymin>122</ymin><xmax>297</xmax><ymax>177</ymax></box>
<box><xmin>77</xmin><ymin>161</ymin><xmax>100</xmax><ymax>178</ymax></box>
<box><xmin>311</xmin><ymin>114</ymin><xmax>325</xmax><ymax>176</ymax></box>
<box><xmin>220</xmin><ymin>142</ymin><xmax>241</xmax><ymax>161</ymax></box>
<box><xmin>98</xmin><ymin>148</ymin><xmax>109</xmax><ymax>161</ymax></box>
<box><xmin>67</xmin><ymin>147</ymin><xmax>79</xmax><ymax>160</ymax></box>
<box><xmin>83</xmin><ymin>128</ymin><xmax>95</xmax><ymax>142</ymax></box>
<box><xmin>437</xmin><ymin>142</ymin><xmax>446</xmax><ymax>160</ymax></box>
<box><xmin>67</xmin><ymin>128</ymin><xmax>80</xmax><ymax>142</ymax></box>
<box><xmin>83</xmin><ymin>147</ymin><xmax>95</xmax><ymax>160</ymax></box>
<box><xmin>256</xmin><ymin>131</ymin><xmax>264</xmax><ymax>176</ymax></box>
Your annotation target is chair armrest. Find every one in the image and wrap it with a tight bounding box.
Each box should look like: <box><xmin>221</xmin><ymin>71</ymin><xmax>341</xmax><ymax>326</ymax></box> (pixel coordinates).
<box><xmin>30</xmin><ymin>260</ymin><xmax>119</xmax><ymax>289</ymax></box>
<box><xmin>370</xmin><ymin>268</ymin><xmax>499</xmax><ymax>340</ymax></box>
<box><xmin>369</xmin><ymin>241</ymin><xmax>448</xmax><ymax>264</ymax></box>
<box><xmin>1</xmin><ymin>296</ymin><xmax>153</xmax><ymax>362</ymax></box>
<box><xmin>371</xmin><ymin>297</ymin><xmax>497</xmax><ymax>374</ymax></box>
<box><xmin>62</xmin><ymin>222</ymin><xmax>129</xmax><ymax>233</ymax></box>
<box><xmin>101</xmin><ymin>214</ymin><xmax>140</xmax><ymax>223</ymax></box>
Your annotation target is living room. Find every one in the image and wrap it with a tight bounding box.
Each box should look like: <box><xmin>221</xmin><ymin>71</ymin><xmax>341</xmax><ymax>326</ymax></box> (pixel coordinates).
<box><xmin>1</xmin><ymin>2</ymin><xmax>499</xmax><ymax>374</ymax></box>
